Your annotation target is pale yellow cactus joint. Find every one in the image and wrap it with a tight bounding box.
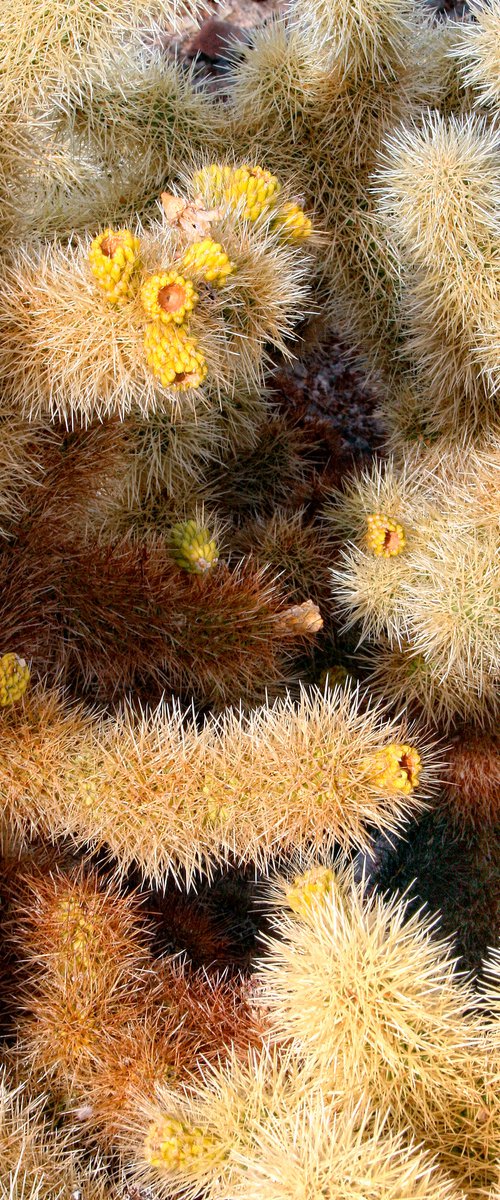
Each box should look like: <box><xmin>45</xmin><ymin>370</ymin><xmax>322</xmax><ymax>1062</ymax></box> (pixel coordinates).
<box><xmin>181</xmin><ymin>238</ymin><xmax>235</xmax><ymax>286</ymax></box>
<box><xmin>193</xmin><ymin>164</ymin><xmax>281</xmax><ymax>222</ymax></box>
<box><xmin>170</xmin><ymin>519</ymin><xmax>219</xmax><ymax>574</ymax></box>
<box><xmin>144</xmin><ymin>1116</ymin><xmax>221</xmax><ymax>1172</ymax></box>
<box><xmin>286</xmin><ymin>866</ymin><xmax>336</xmax><ymax>917</ymax></box>
<box><xmin>368</xmin><ymin>743</ymin><xmax>422</xmax><ymax>796</ymax></box>
<box><xmin>273</xmin><ymin>202</ymin><xmax>313</xmax><ymax>241</ymax></box>
<box><xmin>140</xmin><ymin>272</ymin><xmax>198</xmax><ymax>326</ymax></box>
<box><xmin>366</xmin><ymin>513</ymin><xmax>406</xmax><ymax>557</ymax></box>
<box><xmin>144</xmin><ymin>324</ymin><xmax>207</xmax><ymax>391</ymax></box>
<box><xmin>89</xmin><ymin>228</ymin><xmax>140</xmax><ymax>306</ymax></box>
<box><xmin>0</xmin><ymin>652</ymin><xmax>30</xmax><ymax>706</ymax></box>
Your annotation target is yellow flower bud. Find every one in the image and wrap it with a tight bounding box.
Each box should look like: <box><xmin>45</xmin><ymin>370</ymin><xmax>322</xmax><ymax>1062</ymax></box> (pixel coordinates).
<box><xmin>367</xmin><ymin>743</ymin><xmax>422</xmax><ymax>796</ymax></box>
<box><xmin>169</xmin><ymin>519</ymin><xmax>219</xmax><ymax>574</ymax></box>
<box><xmin>0</xmin><ymin>652</ymin><xmax>30</xmax><ymax>706</ymax></box>
<box><xmin>193</xmin><ymin>163</ymin><xmax>280</xmax><ymax>221</ymax></box>
<box><xmin>181</xmin><ymin>238</ymin><xmax>235</xmax><ymax>286</ymax></box>
<box><xmin>366</xmin><ymin>514</ymin><xmax>406</xmax><ymax>557</ymax></box>
<box><xmin>144</xmin><ymin>324</ymin><xmax>207</xmax><ymax>390</ymax></box>
<box><xmin>144</xmin><ymin>1115</ymin><xmax>222</xmax><ymax>1172</ymax></box>
<box><xmin>140</xmin><ymin>272</ymin><xmax>198</xmax><ymax>326</ymax></box>
<box><xmin>273</xmin><ymin>202</ymin><xmax>313</xmax><ymax>241</ymax></box>
<box><xmin>88</xmin><ymin>228</ymin><xmax>140</xmax><ymax>305</ymax></box>
<box><xmin>286</xmin><ymin>866</ymin><xmax>336</xmax><ymax>917</ymax></box>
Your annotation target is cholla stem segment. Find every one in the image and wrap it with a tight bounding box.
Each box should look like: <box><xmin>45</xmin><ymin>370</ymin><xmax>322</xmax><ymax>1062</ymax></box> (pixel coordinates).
<box><xmin>193</xmin><ymin>164</ymin><xmax>281</xmax><ymax>221</ymax></box>
<box><xmin>367</xmin><ymin>742</ymin><xmax>422</xmax><ymax>796</ymax></box>
<box><xmin>169</xmin><ymin>521</ymin><xmax>219</xmax><ymax>574</ymax></box>
<box><xmin>144</xmin><ymin>324</ymin><xmax>207</xmax><ymax>390</ymax></box>
<box><xmin>88</xmin><ymin>228</ymin><xmax>140</xmax><ymax>305</ymax></box>
<box><xmin>181</xmin><ymin>239</ymin><xmax>235</xmax><ymax>286</ymax></box>
<box><xmin>0</xmin><ymin>652</ymin><xmax>30</xmax><ymax>706</ymax></box>
<box><xmin>140</xmin><ymin>272</ymin><xmax>198</xmax><ymax>326</ymax></box>
<box><xmin>366</xmin><ymin>513</ymin><xmax>406</xmax><ymax>557</ymax></box>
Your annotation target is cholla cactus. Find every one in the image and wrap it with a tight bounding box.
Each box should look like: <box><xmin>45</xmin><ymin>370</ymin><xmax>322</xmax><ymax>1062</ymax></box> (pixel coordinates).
<box><xmin>327</xmin><ymin>447</ymin><xmax>500</xmax><ymax>729</ymax></box>
<box><xmin>374</xmin><ymin>113</ymin><xmax>500</xmax><ymax>436</ymax></box>
<box><xmin>0</xmin><ymin>684</ymin><xmax>434</xmax><ymax>884</ymax></box>
<box><xmin>0</xmin><ymin>190</ymin><xmax>312</xmax><ymax>420</ymax></box>
<box><xmin>254</xmin><ymin>863</ymin><xmax>500</xmax><ymax>1194</ymax></box>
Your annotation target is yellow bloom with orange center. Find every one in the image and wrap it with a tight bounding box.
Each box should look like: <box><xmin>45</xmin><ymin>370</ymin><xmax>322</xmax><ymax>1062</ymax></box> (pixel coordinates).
<box><xmin>0</xmin><ymin>652</ymin><xmax>30</xmax><ymax>706</ymax></box>
<box><xmin>143</xmin><ymin>1115</ymin><xmax>222</xmax><ymax>1171</ymax></box>
<box><xmin>367</xmin><ymin>743</ymin><xmax>422</xmax><ymax>796</ymax></box>
<box><xmin>144</xmin><ymin>323</ymin><xmax>207</xmax><ymax>390</ymax></box>
<box><xmin>273</xmin><ymin>202</ymin><xmax>313</xmax><ymax>241</ymax></box>
<box><xmin>366</xmin><ymin>513</ymin><xmax>406</xmax><ymax>557</ymax></box>
<box><xmin>286</xmin><ymin>866</ymin><xmax>336</xmax><ymax>918</ymax></box>
<box><xmin>181</xmin><ymin>238</ymin><xmax>234</xmax><ymax>286</ymax></box>
<box><xmin>193</xmin><ymin>163</ymin><xmax>280</xmax><ymax>221</ymax></box>
<box><xmin>140</xmin><ymin>272</ymin><xmax>198</xmax><ymax>326</ymax></box>
<box><xmin>88</xmin><ymin>228</ymin><xmax>140</xmax><ymax>305</ymax></box>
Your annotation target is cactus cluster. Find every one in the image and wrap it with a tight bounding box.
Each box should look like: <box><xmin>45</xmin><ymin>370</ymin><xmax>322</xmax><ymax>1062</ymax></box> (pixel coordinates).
<box><xmin>0</xmin><ymin>0</ymin><xmax>499</xmax><ymax>1196</ymax></box>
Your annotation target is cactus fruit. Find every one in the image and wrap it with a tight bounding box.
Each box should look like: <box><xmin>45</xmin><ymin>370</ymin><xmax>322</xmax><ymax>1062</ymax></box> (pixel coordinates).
<box><xmin>169</xmin><ymin>519</ymin><xmax>219</xmax><ymax>573</ymax></box>
<box><xmin>141</xmin><ymin>272</ymin><xmax>199</xmax><ymax>326</ymax></box>
<box><xmin>143</xmin><ymin>322</ymin><xmax>207</xmax><ymax>390</ymax></box>
<box><xmin>272</xmin><ymin>201</ymin><xmax>313</xmax><ymax>241</ymax></box>
<box><xmin>181</xmin><ymin>239</ymin><xmax>235</xmax><ymax>286</ymax></box>
<box><xmin>0</xmin><ymin>654</ymin><xmax>30</xmax><ymax>707</ymax></box>
<box><xmin>89</xmin><ymin>228</ymin><xmax>141</xmax><ymax>305</ymax></box>
<box><xmin>192</xmin><ymin>164</ymin><xmax>281</xmax><ymax>221</ymax></box>
<box><xmin>365</xmin><ymin>513</ymin><xmax>406</xmax><ymax>557</ymax></box>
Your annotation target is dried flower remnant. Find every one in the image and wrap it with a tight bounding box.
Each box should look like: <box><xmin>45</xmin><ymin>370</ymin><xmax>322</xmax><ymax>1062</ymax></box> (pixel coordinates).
<box><xmin>280</xmin><ymin>599</ymin><xmax>323</xmax><ymax>634</ymax></box>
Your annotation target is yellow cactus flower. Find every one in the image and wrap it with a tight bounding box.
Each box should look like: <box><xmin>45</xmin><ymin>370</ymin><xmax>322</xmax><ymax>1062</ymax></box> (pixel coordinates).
<box><xmin>367</xmin><ymin>743</ymin><xmax>422</xmax><ymax>796</ymax></box>
<box><xmin>144</xmin><ymin>1115</ymin><xmax>221</xmax><ymax>1171</ymax></box>
<box><xmin>286</xmin><ymin>866</ymin><xmax>336</xmax><ymax>918</ymax></box>
<box><xmin>169</xmin><ymin>519</ymin><xmax>219</xmax><ymax>574</ymax></box>
<box><xmin>144</xmin><ymin>323</ymin><xmax>207</xmax><ymax>390</ymax></box>
<box><xmin>0</xmin><ymin>652</ymin><xmax>30</xmax><ymax>706</ymax></box>
<box><xmin>140</xmin><ymin>271</ymin><xmax>198</xmax><ymax>326</ymax></box>
<box><xmin>366</xmin><ymin>513</ymin><xmax>406</xmax><ymax>557</ymax></box>
<box><xmin>181</xmin><ymin>238</ymin><xmax>235</xmax><ymax>286</ymax></box>
<box><xmin>193</xmin><ymin>164</ymin><xmax>281</xmax><ymax>221</ymax></box>
<box><xmin>273</xmin><ymin>202</ymin><xmax>313</xmax><ymax>241</ymax></box>
<box><xmin>88</xmin><ymin>228</ymin><xmax>140</xmax><ymax>305</ymax></box>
